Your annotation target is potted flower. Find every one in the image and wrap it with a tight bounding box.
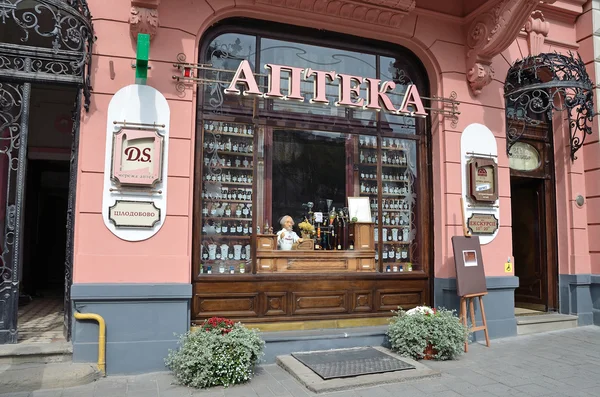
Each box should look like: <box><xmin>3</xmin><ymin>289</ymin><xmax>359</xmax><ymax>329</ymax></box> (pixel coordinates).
<box><xmin>297</xmin><ymin>219</ymin><xmax>315</xmax><ymax>239</ymax></box>
<box><xmin>386</xmin><ymin>306</ymin><xmax>470</xmax><ymax>360</ymax></box>
<box><xmin>165</xmin><ymin>317</ymin><xmax>265</xmax><ymax>388</ymax></box>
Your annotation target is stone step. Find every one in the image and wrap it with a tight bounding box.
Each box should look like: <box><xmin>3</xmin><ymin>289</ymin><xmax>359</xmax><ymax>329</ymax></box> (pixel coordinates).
<box><xmin>0</xmin><ymin>341</ymin><xmax>73</xmax><ymax>365</ymax></box>
<box><xmin>0</xmin><ymin>362</ymin><xmax>102</xmax><ymax>393</ymax></box>
<box><xmin>516</xmin><ymin>313</ymin><xmax>578</xmax><ymax>335</ymax></box>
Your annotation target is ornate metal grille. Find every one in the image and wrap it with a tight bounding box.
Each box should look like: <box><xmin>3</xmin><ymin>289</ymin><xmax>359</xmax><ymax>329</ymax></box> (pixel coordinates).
<box><xmin>0</xmin><ymin>0</ymin><xmax>94</xmax><ymax>108</ymax></box>
<box><xmin>0</xmin><ymin>0</ymin><xmax>93</xmax><ymax>343</ymax></box>
<box><xmin>0</xmin><ymin>78</ymin><xmax>30</xmax><ymax>344</ymax></box>
<box><xmin>505</xmin><ymin>52</ymin><xmax>596</xmax><ymax>160</ymax></box>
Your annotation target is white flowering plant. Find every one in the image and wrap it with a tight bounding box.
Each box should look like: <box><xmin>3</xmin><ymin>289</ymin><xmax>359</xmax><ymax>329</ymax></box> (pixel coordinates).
<box><xmin>387</xmin><ymin>306</ymin><xmax>470</xmax><ymax>361</ymax></box>
<box><xmin>405</xmin><ymin>306</ymin><xmax>435</xmax><ymax>316</ymax></box>
<box><xmin>165</xmin><ymin>318</ymin><xmax>265</xmax><ymax>388</ymax></box>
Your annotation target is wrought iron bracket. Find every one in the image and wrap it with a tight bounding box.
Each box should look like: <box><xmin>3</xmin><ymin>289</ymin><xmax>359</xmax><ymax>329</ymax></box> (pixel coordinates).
<box><xmin>505</xmin><ymin>52</ymin><xmax>596</xmax><ymax>161</ymax></box>
<box><xmin>172</xmin><ymin>54</ymin><xmax>460</xmax><ymax>126</ymax></box>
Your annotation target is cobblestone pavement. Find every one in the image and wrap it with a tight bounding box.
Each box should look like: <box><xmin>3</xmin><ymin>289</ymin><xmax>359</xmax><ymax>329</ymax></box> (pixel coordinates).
<box><xmin>1</xmin><ymin>326</ymin><xmax>599</xmax><ymax>397</ymax></box>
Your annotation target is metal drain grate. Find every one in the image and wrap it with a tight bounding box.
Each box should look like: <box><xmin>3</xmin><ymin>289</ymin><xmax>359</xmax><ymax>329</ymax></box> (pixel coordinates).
<box><xmin>291</xmin><ymin>347</ymin><xmax>416</xmax><ymax>380</ymax></box>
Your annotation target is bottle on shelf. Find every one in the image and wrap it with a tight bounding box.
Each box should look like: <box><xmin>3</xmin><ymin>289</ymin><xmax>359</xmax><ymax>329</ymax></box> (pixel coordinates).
<box><xmin>315</xmin><ymin>223</ymin><xmax>321</xmax><ymax>250</ymax></box>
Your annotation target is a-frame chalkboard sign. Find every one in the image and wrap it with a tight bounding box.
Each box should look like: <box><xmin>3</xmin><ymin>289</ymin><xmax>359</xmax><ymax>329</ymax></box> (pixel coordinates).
<box><xmin>452</xmin><ymin>235</ymin><xmax>490</xmax><ymax>352</ymax></box>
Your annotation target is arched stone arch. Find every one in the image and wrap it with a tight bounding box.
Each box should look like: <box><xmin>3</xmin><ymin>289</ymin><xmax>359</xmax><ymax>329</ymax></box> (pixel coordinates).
<box><xmin>183</xmin><ymin>4</ymin><xmax>449</xmax><ymax>274</ymax></box>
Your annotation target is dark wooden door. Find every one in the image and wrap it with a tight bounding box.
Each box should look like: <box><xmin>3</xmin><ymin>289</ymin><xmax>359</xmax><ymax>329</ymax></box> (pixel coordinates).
<box><xmin>511</xmin><ymin>177</ymin><xmax>547</xmax><ymax>307</ymax></box>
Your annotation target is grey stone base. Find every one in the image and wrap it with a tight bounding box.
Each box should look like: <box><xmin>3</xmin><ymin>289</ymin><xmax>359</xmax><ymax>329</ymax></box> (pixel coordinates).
<box><xmin>434</xmin><ymin>276</ymin><xmax>519</xmax><ymax>340</ymax></box>
<box><xmin>71</xmin><ymin>283</ymin><xmax>191</xmax><ymax>375</ymax></box>
<box><xmin>276</xmin><ymin>346</ymin><xmax>440</xmax><ymax>393</ymax></box>
<box><xmin>590</xmin><ymin>275</ymin><xmax>600</xmax><ymax>326</ymax></box>
<box><xmin>262</xmin><ymin>326</ymin><xmax>388</xmax><ymax>364</ymax></box>
<box><xmin>559</xmin><ymin>274</ymin><xmax>599</xmax><ymax>326</ymax></box>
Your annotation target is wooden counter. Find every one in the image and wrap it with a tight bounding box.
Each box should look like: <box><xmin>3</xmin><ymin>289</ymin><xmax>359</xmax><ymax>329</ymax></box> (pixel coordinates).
<box><xmin>256</xmin><ymin>249</ymin><xmax>376</xmax><ymax>273</ymax></box>
<box><xmin>255</xmin><ymin>222</ymin><xmax>375</xmax><ymax>273</ymax></box>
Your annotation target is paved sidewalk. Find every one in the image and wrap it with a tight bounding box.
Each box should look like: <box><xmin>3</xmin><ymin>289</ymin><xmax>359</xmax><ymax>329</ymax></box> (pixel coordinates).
<box><xmin>1</xmin><ymin>326</ymin><xmax>599</xmax><ymax>397</ymax></box>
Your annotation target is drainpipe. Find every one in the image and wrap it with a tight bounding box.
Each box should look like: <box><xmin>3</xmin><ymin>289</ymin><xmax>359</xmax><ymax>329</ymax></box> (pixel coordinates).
<box><xmin>73</xmin><ymin>309</ymin><xmax>106</xmax><ymax>376</ymax></box>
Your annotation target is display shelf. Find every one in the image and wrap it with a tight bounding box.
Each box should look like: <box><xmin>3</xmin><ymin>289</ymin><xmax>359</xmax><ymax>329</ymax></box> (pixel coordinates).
<box><xmin>202</xmin><ymin>121</ymin><xmax>255</xmax><ymax>136</ymax></box>
<box><xmin>356</xmin><ymin>135</ymin><xmax>418</xmax><ymax>273</ymax></box>
<box><xmin>208</xmin><ymin>166</ymin><xmax>253</xmax><ymax>171</ymax></box>
<box><xmin>203</xmin><ymin>217</ymin><xmax>252</xmax><ymax>221</ymax></box>
<box><xmin>202</xmin><ymin>164</ymin><xmax>253</xmax><ymax>172</ymax></box>
<box><xmin>357</xmin><ymin>135</ymin><xmax>380</xmax><ymax>269</ymax></box>
<box><xmin>381</xmin><ymin>164</ymin><xmax>408</xmax><ymax>169</ymax></box>
<box><xmin>199</xmin><ymin>260</ymin><xmax>251</xmax><ymax>275</ymax></box>
<box><xmin>200</xmin><ymin>255</ymin><xmax>251</xmax><ymax>262</ymax></box>
<box><xmin>202</xmin><ymin>199</ymin><xmax>252</xmax><ymax>204</ymax></box>
<box><xmin>381</xmin><ymin>146</ymin><xmax>409</xmax><ymax>152</ymax></box>
<box><xmin>202</xmin><ymin>181</ymin><xmax>253</xmax><ymax>187</ymax></box>
<box><xmin>212</xmin><ymin>181</ymin><xmax>252</xmax><ymax>186</ymax></box>
<box><xmin>201</xmin><ymin>235</ymin><xmax>251</xmax><ymax>239</ymax></box>
<box><xmin>380</xmin><ymin>179</ymin><xmax>409</xmax><ymax>183</ymax></box>
<box><xmin>207</xmin><ymin>131</ymin><xmax>254</xmax><ymax>138</ymax></box>
<box><xmin>382</xmin><ymin>138</ymin><xmax>416</xmax><ymax>272</ymax></box>
<box><xmin>211</xmin><ymin>150</ymin><xmax>253</xmax><ymax>157</ymax></box>
<box><xmin>199</xmin><ymin>119</ymin><xmax>256</xmax><ymax>276</ymax></box>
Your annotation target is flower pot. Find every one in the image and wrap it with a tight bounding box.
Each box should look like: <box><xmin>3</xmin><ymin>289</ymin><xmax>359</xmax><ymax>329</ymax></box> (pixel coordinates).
<box><xmin>423</xmin><ymin>343</ymin><xmax>438</xmax><ymax>360</ymax></box>
<box><xmin>301</xmin><ymin>232</ymin><xmax>311</xmax><ymax>240</ymax></box>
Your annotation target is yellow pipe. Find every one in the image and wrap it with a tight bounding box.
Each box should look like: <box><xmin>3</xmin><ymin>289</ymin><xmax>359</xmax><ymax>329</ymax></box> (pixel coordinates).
<box><xmin>73</xmin><ymin>312</ymin><xmax>106</xmax><ymax>376</ymax></box>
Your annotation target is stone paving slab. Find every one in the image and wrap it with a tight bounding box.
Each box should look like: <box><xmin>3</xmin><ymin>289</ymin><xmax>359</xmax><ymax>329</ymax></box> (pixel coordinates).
<box><xmin>0</xmin><ymin>326</ymin><xmax>599</xmax><ymax>397</ymax></box>
<box><xmin>0</xmin><ymin>362</ymin><xmax>101</xmax><ymax>393</ymax></box>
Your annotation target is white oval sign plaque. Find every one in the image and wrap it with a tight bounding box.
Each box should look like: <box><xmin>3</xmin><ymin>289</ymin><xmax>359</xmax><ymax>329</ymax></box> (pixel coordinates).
<box><xmin>509</xmin><ymin>142</ymin><xmax>540</xmax><ymax>171</ymax></box>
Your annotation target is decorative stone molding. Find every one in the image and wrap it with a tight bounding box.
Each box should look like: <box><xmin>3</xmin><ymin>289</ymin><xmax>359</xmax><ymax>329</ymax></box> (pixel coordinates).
<box><xmin>467</xmin><ymin>63</ymin><xmax>494</xmax><ymax>96</ymax></box>
<box><xmin>465</xmin><ymin>0</ymin><xmax>556</xmax><ymax>96</ymax></box>
<box><xmin>130</xmin><ymin>0</ymin><xmax>160</xmax><ymax>40</ymax></box>
<box><xmin>255</xmin><ymin>0</ymin><xmax>416</xmax><ymax>28</ymax></box>
<box><xmin>524</xmin><ymin>11</ymin><xmax>549</xmax><ymax>56</ymax></box>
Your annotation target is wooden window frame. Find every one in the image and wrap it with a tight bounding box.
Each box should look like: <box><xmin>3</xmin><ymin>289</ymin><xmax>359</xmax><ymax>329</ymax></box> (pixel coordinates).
<box><xmin>192</xmin><ymin>20</ymin><xmax>433</xmax><ymax>284</ymax></box>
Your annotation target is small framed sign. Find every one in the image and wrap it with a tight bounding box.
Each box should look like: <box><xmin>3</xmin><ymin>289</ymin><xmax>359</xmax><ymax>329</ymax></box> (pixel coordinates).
<box><xmin>108</xmin><ymin>200</ymin><xmax>161</xmax><ymax>228</ymax></box>
<box><xmin>111</xmin><ymin>127</ymin><xmax>164</xmax><ymax>187</ymax></box>
<box><xmin>467</xmin><ymin>213</ymin><xmax>499</xmax><ymax>235</ymax></box>
<box><xmin>467</xmin><ymin>157</ymin><xmax>498</xmax><ymax>202</ymax></box>
<box><xmin>348</xmin><ymin>197</ymin><xmax>372</xmax><ymax>223</ymax></box>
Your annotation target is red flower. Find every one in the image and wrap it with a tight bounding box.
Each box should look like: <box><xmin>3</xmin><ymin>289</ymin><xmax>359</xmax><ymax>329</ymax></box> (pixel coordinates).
<box><xmin>201</xmin><ymin>316</ymin><xmax>235</xmax><ymax>335</ymax></box>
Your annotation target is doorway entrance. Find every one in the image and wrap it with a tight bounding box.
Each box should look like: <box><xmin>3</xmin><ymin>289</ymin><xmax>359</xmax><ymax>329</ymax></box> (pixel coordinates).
<box><xmin>18</xmin><ymin>85</ymin><xmax>75</xmax><ymax>343</ymax></box>
<box><xmin>511</xmin><ymin>177</ymin><xmax>546</xmax><ymax>311</ymax></box>
<box><xmin>19</xmin><ymin>160</ymin><xmax>70</xmax><ymax>343</ymax></box>
<box><xmin>0</xmin><ymin>0</ymin><xmax>91</xmax><ymax>344</ymax></box>
<box><xmin>509</xmin><ymin>138</ymin><xmax>558</xmax><ymax>313</ymax></box>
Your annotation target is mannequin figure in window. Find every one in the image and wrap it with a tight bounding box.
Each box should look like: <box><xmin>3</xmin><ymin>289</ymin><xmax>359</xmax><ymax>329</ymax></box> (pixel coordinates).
<box><xmin>277</xmin><ymin>215</ymin><xmax>303</xmax><ymax>250</ymax></box>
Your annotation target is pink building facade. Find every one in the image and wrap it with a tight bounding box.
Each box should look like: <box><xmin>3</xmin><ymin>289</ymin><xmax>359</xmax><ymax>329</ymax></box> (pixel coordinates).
<box><xmin>2</xmin><ymin>0</ymin><xmax>599</xmax><ymax>375</ymax></box>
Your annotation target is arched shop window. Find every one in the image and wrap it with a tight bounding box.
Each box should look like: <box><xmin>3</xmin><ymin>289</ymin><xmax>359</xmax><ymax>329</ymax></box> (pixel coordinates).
<box><xmin>193</xmin><ymin>20</ymin><xmax>432</xmax><ymax>277</ymax></box>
